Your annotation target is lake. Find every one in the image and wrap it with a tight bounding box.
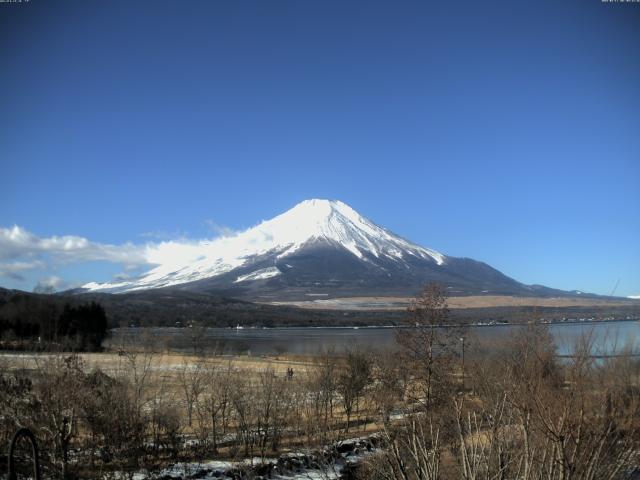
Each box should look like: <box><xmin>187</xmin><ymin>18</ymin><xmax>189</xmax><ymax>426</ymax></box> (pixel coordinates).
<box><xmin>108</xmin><ymin>320</ymin><xmax>640</xmax><ymax>357</ymax></box>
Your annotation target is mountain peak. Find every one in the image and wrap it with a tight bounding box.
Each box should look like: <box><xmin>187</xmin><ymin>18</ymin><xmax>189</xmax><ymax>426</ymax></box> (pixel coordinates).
<box><xmin>270</xmin><ymin>199</ymin><xmax>367</xmax><ymax>237</ymax></box>
<box><xmin>83</xmin><ymin>199</ymin><xmax>446</xmax><ymax>293</ymax></box>
<box><xmin>259</xmin><ymin>199</ymin><xmax>443</xmax><ymax>264</ymax></box>
<box><xmin>294</xmin><ymin>198</ymin><xmax>339</xmax><ymax>207</ymax></box>
<box><xmin>288</xmin><ymin>199</ymin><xmax>355</xmax><ymax>218</ymax></box>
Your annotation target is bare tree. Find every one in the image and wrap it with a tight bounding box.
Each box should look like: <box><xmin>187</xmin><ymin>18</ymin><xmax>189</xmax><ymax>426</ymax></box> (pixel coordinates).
<box><xmin>337</xmin><ymin>349</ymin><xmax>372</xmax><ymax>432</ymax></box>
<box><xmin>183</xmin><ymin>322</ymin><xmax>209</xmax><ymax>356</ymax></box>
<box><xmin>82</xmin><ymin>367</ymin><xmax>145</xmax><ymax>469</ymax></box>
<box><xmin>230</xmin><ymin>371</ymin><xmax>256</xmax><ymax>458</ymax></box>
<box><xmin>372</xmin><ymin>349</ymin><xmax>409</xmax><ymax>425</ymax></box>
<box><xmin>364</xmin><ymin>417</ymin><xmax>441</xmax><ymax>480</ymax></box>
<box><xmin>177</xmin><ymin>358</ymin><xmax>206</xmax><ymax>427</ymax></box>
<box><xmin>36</xmin><ymin>354</ymin><xmax>86</xmax><ymax>479</ymax></box>
<box><xmin>307</xmin><ymin>349</ymin><xmax>339</xmax><ymax>441</ymax></box>
<box><xmin>0</xmin><ymin>357</ymin><xmax>36</xmax><ymax>448</ymax></box>
<box><xmin>396</xmin><ymin>283</ymin><xmax>460</xmax><ymax>408</ymax></box>
<box><xmin>198</xmin><ymin>361</ymin><xmax>234</xmax><ymax>453</ymax></box>
<box><xmin>453</xmin><ymin>325</ymin><xmax>640</xmax><ymax>480</ymax></box>
<box><xmin>117</xmin><ymin>330</ymin><xmax>156</xmax><ymax>417</ymax></box>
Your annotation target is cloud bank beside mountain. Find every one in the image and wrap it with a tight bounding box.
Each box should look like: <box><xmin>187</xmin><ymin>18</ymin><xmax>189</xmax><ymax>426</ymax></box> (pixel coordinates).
<box><xmin>0</xmin><ymin>225</ymin><xmax>227</xmax><ymax>290</ymax></box>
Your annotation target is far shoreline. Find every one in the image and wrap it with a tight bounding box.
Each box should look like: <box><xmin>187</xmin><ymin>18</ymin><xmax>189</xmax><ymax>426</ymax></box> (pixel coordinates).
<box><xmin>110</xmin><ymin>315</ymin><xmax>640</xmax><ymax>332</ymax></box>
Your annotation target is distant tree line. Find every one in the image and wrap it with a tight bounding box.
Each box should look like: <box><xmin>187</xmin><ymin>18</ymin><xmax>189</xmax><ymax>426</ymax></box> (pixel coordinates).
<box><xmin>51</xmin><ymin>290</ymin><xmax>640</xmax><ymax>329</ymax></box>
<box><xmin>2</xmin><ymin>286</ymin><xmax>639</xmax><ymax>332</ymax></box>
<box><xmin>0</xmin><ymin>292</ymin><xmax>108</xmax><ymax>351</ymax></box>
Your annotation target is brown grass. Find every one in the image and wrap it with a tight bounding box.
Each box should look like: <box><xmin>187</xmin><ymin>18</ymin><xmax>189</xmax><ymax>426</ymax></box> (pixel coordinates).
<box><xmin>267</xmin><ymin>295</ymin><xmax>637</xmax><ymax>310</ymax></box>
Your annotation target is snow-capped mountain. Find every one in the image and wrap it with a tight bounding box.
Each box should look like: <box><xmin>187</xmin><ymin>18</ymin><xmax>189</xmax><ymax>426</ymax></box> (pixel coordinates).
<box><xmin>81</xmin><ymin>199</ymin><xmax>555</xmax><ymax>300</ymax></box>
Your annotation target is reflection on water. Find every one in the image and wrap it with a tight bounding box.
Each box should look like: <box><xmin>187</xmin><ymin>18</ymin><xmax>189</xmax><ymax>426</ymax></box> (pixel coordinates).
<box><xmin>108</xmin><ymin>321</ymin><xmax>640</xmax><ymax>357</ymax></box>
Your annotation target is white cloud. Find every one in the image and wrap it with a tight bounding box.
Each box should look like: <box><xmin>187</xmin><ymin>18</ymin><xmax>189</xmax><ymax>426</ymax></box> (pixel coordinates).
<box><xmin>629</xmin><ymin>294</ymin><xmax>640</xmax><ymax>300</ymax></box>
<box><xmin>0</xmin><ymin>260</ymin><xmax>46</xmax><ymax>280</ymax></box>
<box><xmin>204</xmin><ymin>219</ymin><xmax>238</xmax><ymax>238</ymax></box>
<box><xmin>0</xmin><ymin>225</ymin><xmax>149</xmax><ymax>267</ymax></box>
<box><xmin>33</xmin><ymin>276</ymin><xmax>65</xmax><ymax>293</ymax></box>
<box><xmin>138</xmin><ymin>229</ymin><xmax>189</xmax><ymax>241</ymax></box>
<box><xmin>113</xmin><ymin>272</ymin><xmax>133</xmax><ymax>281</ymax></box>
<box><xmin>0</xmin><ymin>224</ymin><xmax>226</xmax><ymax>288</ymax></box>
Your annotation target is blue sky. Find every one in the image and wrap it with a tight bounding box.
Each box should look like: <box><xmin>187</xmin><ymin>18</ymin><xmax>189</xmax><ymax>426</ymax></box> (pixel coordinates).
<box><xmin>0</xmin><ymin>0</ymin><xmax>639</xmax><ymax>296</ymax></box>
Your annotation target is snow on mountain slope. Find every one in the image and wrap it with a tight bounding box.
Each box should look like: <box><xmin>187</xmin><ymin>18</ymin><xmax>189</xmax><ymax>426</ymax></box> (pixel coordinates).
<box><xmin>234</xmin><ymin>266</ymin><xmax>282</xmax><ymax>283</ymax></box>
<box><xmin>83</xmin><ymin>199</ymin><xmax>446</xmax><ymax>293</ymax></box>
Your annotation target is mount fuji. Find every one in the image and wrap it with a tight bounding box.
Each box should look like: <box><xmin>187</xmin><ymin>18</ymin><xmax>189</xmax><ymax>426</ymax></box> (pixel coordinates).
<box><xmin>80</xmin><ymin>199</ymin><xmax>566</xmax><ymax>300</ymax></box>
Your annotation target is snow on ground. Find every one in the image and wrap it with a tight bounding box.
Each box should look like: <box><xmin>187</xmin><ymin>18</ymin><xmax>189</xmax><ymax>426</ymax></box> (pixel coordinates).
<box><xmin>116</xmin><ymin>435</ymin><xmax>380</xmax><ymax>480</ymax></box>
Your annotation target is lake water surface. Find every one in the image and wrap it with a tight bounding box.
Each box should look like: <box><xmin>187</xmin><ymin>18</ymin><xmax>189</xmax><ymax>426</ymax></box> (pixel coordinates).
<box><xmin>110</xmin><ymin>320</ymin><xmax>640</xmax><ymax>357</ymax></box>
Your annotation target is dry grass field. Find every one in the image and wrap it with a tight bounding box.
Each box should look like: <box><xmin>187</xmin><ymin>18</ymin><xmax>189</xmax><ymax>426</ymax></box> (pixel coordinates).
<box><xmin>268</xmin><ymin>294</ymin><xmax>639</xmax><ymax>310</ymax></box>
<box><xmin>0</xmin><ymin>350</ymin><xmax>316</xmax><ymax>379</ymax></box>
